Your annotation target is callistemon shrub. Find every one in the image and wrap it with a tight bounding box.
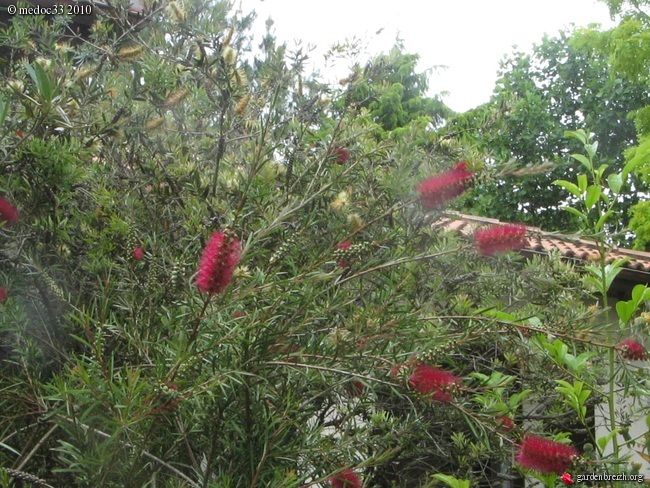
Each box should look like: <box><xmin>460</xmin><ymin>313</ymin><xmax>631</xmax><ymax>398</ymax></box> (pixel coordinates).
<box><xmin>0</xmin><ymin>1</ymin><xmax>629</xmax><ymax>487</ymax></box>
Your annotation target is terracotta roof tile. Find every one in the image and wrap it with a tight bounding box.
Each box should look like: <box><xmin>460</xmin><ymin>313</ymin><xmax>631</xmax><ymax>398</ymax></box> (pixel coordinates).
<box><xmin>437</xmin><ymin>213</ymin><xmax>650</xmax><ymax>286</ymax></box>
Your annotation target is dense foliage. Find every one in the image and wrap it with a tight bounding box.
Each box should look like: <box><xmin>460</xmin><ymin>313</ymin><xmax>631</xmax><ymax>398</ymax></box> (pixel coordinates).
<box><xmin>0</xmin><ymin>1</ymin><xmax>648</xmax><ymax>487</ymax></box>
<box><xmin>439</xmin><ymin>28</ymin><xmax>650</xmax><ymax>235</ymax></box>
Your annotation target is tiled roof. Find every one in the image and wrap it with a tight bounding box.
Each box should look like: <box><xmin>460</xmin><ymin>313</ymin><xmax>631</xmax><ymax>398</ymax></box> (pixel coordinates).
<box><xmin>435</xmin><ymin>213</ymin><xmax>650</xmax><ymax>291</ymax></box>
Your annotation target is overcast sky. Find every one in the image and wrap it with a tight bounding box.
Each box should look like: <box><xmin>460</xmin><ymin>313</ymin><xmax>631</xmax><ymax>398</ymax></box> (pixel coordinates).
<box><xmin>236</xmin><ymin>0</ymin><xmax>616</xmax><ymax>112</ymax></box>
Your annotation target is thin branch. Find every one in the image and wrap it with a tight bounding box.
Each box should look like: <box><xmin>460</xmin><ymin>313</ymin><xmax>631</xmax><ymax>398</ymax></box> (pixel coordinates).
<box><xmin>56</xmin><ymin>416</ymin><xmax>200</xmax><ymax>488</ymax></box>
<box><xmin>15</xmin><ymin>423</ymin><xmax>58</xmax><ymax>471</ymax></box>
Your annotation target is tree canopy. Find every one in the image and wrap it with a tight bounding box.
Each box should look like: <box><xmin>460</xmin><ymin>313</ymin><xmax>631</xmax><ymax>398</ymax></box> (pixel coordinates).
<box><xmin>439</xmin><ymin>28</ymin><xmax>650</xmax><ymax>235</ymax></box>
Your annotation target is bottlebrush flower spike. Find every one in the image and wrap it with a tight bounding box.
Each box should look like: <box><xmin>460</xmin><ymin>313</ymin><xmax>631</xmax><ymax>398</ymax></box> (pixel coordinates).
<box><xmin>415</xmin><ymin>161</ymin><xmax>473</xmax><ymax>208</ymax></box>
<box><xmin>328</xmin><ymin>467</ymin><xmax>362</xmax><ymax>488</ymax></box>
<box><xmin>335</xmin><ymin>240</ymin><xmax>352</xmax><ymax>268</ymax></box>
<box><xmin>497</xmin><ymin>415</ymin><xmax>515</xmax><ymax>432</ymax></box>
<box><xmin>515</xmin><ymin>435</ymin><xmax>579</xmax><ymax>475</ymax></box>
<box><xmin>474</xmin><ymin>223</ymin><xmax>527</xmax><ymax>256</ymax></box>
<box><xmin>196</xmin><ymin>231</ymin><xmax>241</xmax><ymax>295</ymax></box>
<box><xmin>132</xmin><ymin>246</ymin><xmax>145</xmax><ymax>261</ymax></box>
<box><xmin>0</xmin><ymin>197</ymin><xmax>19</xmax><ymax>226</ymax></box>
<box><xmin>617</xmin><ymin>339</ymin><xmax>647</xmax><ymax>360</ymax></box>
<box><xmin>408</xmin><ymin>364</ymin><xmax>461</xmax><ymax>403</ymax></box>
<box><xmin>329</xmin><ymin>147</ymin><xmax>351</xmax><ymax>165</ymax></box>
<box><xmin>346</xmin><ymin>380</ymin><xmax>365</xmax><ymax>398</ymax></box>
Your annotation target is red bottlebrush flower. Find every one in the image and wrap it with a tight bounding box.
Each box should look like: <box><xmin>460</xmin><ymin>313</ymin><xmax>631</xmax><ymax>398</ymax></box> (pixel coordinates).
<box><xmin>196</xmin><ymin>231</ymin><xmax>242</xmax><ymax>295</ymax></box>
<box><xmin>515</xmin><ymin>435</ymin><xmax>579</xmax><ymax>475</ymax></box>
<box><xmin>329</xmin><ymin>147</ymin><xmax>351</xmax><ymax>165</ymax></box>
<box><xmin>328</xmin><ymin>468</ymin><xmax>362</xmax><ymax>488</ymax></box>
<box><xmin>497</xmin><ymin>415</ymin><xmax>515</xmax><ymax>432</ymax></box>
<box><xmin>132</xmin><ymin>246</ymin><xmax>145</xmax><ymax>261</ymax></box>
<box><xmin>336</xmin><ymin>240</ymin><xmax>352</xmax><ymax>268</ymax></box>
<box><xmin>617</xmin><ymin>339</ymin><xmax>647</xmax><ymax>361</ymax></box>
<box><xmin>346</xmin><ymin>380</ymin><xmax>365</xmax><ymax>398</ymax></box>
<box><xmin>415</xmin><ymin>161</ymin><xmax>473</xmax><ymax>208</ymax></box>
<box><xmin>474</xmin><ymin>224</ymin><xmax>527</xmax><ymax>256</ymax></box>
<box><xmin>0</xmin><ymin>197</ymin><xmax>19</xmax><ymax>226</ymax></box>
<box><xmin>408</xmin><ymin>364</ymin><xmax>461</xmax><ymax>403</ymax></box>
<box><xmin>0</xmin><ymin>285</ymin><xmax>7</xmax><ymax>305</ymax></box>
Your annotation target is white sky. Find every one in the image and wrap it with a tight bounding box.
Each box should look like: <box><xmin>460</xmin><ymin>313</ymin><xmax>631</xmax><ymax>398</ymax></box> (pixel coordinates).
<box><xmin>236</xmin><ymin>0</ymin><xmax>616</xmax><ymax>112</ymax></box>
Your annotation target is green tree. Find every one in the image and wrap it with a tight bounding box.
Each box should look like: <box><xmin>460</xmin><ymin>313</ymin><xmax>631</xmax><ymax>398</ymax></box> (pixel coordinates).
<box><xmin>440</xmin><ymin>28</ymin><xmax>650</xmax><ymax>235</ymax></box>
<box><xmin>341</xmin><ymin>43</ymin><xmax>451</xmax><ymax>136</ymax></box>
<box><xmin>578</xmin><ymin>0</ymin><xmax>650</xmax><ymax>249</ymax></box>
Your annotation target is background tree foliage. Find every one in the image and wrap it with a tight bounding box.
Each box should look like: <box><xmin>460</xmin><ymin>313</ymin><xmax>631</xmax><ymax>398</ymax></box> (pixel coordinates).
<box><xmin>341</xmin><ymin>45</ymin><xmax>450</xmax><ymax>136</ymax></box>
<box><xmin>576</xmin><ymin>0</ymin><xmax>650</xmax><ymax>249</ymax></box>
<box><xmin>439</xmin><ymin>28</ymin><xmax>650</xmax><ymax>236</ymax></box>
<box><xmin>0</xmin><ymin>1</ymin><xmax>648</xmax><ymax>487</ymax></box>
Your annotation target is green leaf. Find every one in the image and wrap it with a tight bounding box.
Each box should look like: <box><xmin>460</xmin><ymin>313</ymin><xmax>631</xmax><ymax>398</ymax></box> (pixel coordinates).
<box><xmin>571</xmin><ymin>153</ymin><xmax>593</xmax><ymax>172</ymax></box>
<box><xmin>552</xmin><ymin>180</ymin><xmax>581</xmax><ymax>197</ymax></box>
<box><xmin>595</xmin><ymin>164</ymin><xmax>608</xmax><ymax>180</ymax></box>
<box><xmin>481</xmin><ymin>309</ymin><xmax>521</xmax><ymax>323</ymax></box>
<box><xmin>508</xmin><ymin>389</ymin><xmax>532</xmax><ymax>409</ymax></box>
<box><xmin>25</xmin><ymin>62</ymin><xmax>53</xmax><ymax>103</ymax></box>
<box><xmin>0</xmin><ymin>94</ymin><xmax>7</xmax><ymax>127</ymax></box>
<box><xmin>594</xmin><ymin>210</ymin><xmax>613</xmax><ymax>233</ymax></box>
<box><xmin>631</xmin><ymin>283</ymin><xmax>650</xmax><ymax>304</ymax></box>
<box><xmin>565</xmin><ymin>129</ymin><xmax>588</xmax><ymax>144</ymax></box>
<box><xmin>432</xmin><ymin>474</ymin><xmax>471</xmax><ymax>488</ymax></box>
<box><xmin>597</xmin><ymin>429</ymin><xmax>622</xmax><ymax>451</ymax></box>
<box><xmin>585</xmin><ymin>185</ymin><xmax>601</xmax><ymax>210</ymax></box>
<box><xmin>561</xmin><ymin>206</ymin><xmax>588</xmax><ymax>223</ymax></box>
<box><xmin>586</xmin><ymin>141</ymin><xmax>599</xmax><ymax>159</ymax></box>
<box><xmin>577</xmin><ymin>174</ymin><xmax>588</xmax><ymax>192</ymax></box>
<box><xmin>583</xmin><ymin>275</ymin><xmax>604</xmax><ymax>294</ymax></box>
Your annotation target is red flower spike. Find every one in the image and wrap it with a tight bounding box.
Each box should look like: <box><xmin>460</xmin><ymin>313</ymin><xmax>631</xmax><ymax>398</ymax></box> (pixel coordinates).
<box><xmin>329</xmin><ymin>147</ymin><xmax>350</xmax><ymax>165</ymax></box>
<box><xmin>617</xmin><ymin>339</ymin><xmax>647</xmax><ymax>361</ymax></box>
<box><xmin>196</xmin><ymin>231</ymin><xmax>242</xmax><ymax>295</ymax></box>
<box><xmin>0</xmin><ymin>197</ymin><xmax>19</xmax><ymax>226</ymax></box>
<box><xmin>415</xmin><ymin>161</ymin><xmax>473</xmax><ymax>208</ymax></box>
<box><xmin>346</xmin><ymin>380</ymin><xmax>365</xmax><ymax>398</ymax></box>
<box><xmin>408</xmin><ymin>364</ymin><xmax>461</xmax><ymax>403</ymax></box>
<box><xmin>328</xmin><ymin>468</ymin><xmax>362</xmax><ymax>488</ymax></box>
<box><xmin>336</xmin><ymin>240</ymin><xmax>352</xmax><ymax>268</ymax></box>
<box><xmin>515</xmin><ymin>435</ymin><xmax>579</xmax><ymax>475</ymax></box>
<box><xmin>474</xmin><ymin>224</ymin><xmax>528</xmax><ymax>256</ymax></box>
<box><xmin>132</xmin><ymin>246</ymin><xmax>145</xmax><ymax>261</ymax></box>
<box><xmin>497</xmin><ymin>415</ymin><xmax>515</xmax><ymax>432</ymax></box>
<box><xmin>0</xmin><ymin>285</ymin><xmax>7</xmax><ymax>305</ymax></box>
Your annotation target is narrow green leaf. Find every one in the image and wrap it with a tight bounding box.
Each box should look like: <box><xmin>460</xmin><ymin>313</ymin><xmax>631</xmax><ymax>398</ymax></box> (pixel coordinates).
<box><xmin>432</xmin><ymin>474</ymin><xmax>470</xmax><ymax>488</ymax></box>
<box><xmin>571</xmin><ymin>153</ymin><xmax>593</xmax><ymax>171</ymax></box>
<box><xmin>595</xmin><ymin>163</ymin><xmax>608</xmax><ymax>180</ymax></box>
<box><xmin>603</xmin><ymin>259</ymin><xmax>631</xmax><ymax>291</ymax></box>
<box><xmin>552</xmin><ymin>180</ymin><xmax>581</xmax><ymax>197</ymax></box>
<box><xmin>594</xmin><ymin>210</ymin><xmax>613</xmax><ymax>233</ymax></box>
<box><xmin>561</xmin><ymin>206</ymin><xmax>588</xmax><ymax>223</ymax></box>
<box><xmin>0</xmin><ymin>94</ymin><xmax>7</xmax><ymax>126</ymax></box>
<box><xmin>585</xmin><ymin>185</ymin><xmax>601</xmax><ymax>210</ymax></box>
<box><xmin>577</xmin><ymin>174</ymin><xmax>588</xmax><ymax>192</ymax></box>
<box><xmin>25</xmin><ymin>62</ymin><xmax>53</xmax><ymax>103</ymax></box>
